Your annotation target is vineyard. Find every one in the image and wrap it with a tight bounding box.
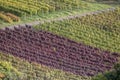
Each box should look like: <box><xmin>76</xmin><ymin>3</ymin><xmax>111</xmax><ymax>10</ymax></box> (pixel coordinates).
<box><xmin>0</xmin><ymin>52</ymin><xmax>91</xmax><ymax>80</ymax></box>
<box><xmin>0</xmin><ymin>0</ymin><xmax>115</xmax><ymax>27</ymax></box>
<box><xmin>0</xmin><ymin>0</ymin><xmax>85</xmax><ymax>26</ymax></box>
<box><xmin>35</xmin><ymin>8</ymin><xmax>120</xmax><ymax>53</ymax></box>
<box><xmin>0</xmin><ymin>0</ymin><xmax>83</xmax><ymax>23</ymax></box>
<box><xmin>0</xmin><ymin>0</ymin><xmax>120</xmax><ymax>80</ymax></box>
<box><xmin>0</xmin><ymin>0</ymin><xmax>83</xmax><ymax>15</ymax></box>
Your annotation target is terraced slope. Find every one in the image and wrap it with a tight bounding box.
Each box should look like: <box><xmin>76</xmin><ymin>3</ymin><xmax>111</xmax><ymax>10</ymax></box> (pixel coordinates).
<box><xmin>0</xmin><ymin>26</ymin><xmax>119</xmax><ymax>77</ymax></box>
<box><xmin>34</xmin><ymin>7</ymin><xmax>120</xmax><ymax>53</ymax></box>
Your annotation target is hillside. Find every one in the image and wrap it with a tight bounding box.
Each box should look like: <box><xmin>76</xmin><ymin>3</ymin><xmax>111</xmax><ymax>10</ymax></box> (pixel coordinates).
<box><xmin>0</xmin><ymin>0</ymin><xmax>120</xmax><ymax>80</ymax></box>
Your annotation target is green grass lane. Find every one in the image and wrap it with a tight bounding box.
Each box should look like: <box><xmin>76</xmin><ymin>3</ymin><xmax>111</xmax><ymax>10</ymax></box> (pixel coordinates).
<box><xmin>0</xmin><ymin>1</ymin><xmax>114</xmax><ymax>28</ymax></box>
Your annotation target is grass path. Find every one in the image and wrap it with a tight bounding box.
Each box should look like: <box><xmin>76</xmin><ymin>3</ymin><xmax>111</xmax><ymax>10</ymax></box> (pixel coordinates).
<box><xmin>3</xmin><ymin>7</ymin><xmax>116</xmax><ymax>29</ymax></box>
<box><xmin>0</xmin><ymin>1</ymin><xmax>114</xmax><ymax>28</ymax></box>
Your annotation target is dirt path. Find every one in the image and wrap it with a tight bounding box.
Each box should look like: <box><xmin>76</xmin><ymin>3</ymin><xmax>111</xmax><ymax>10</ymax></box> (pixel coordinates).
<box><xmin>5</xmin><ymin>7</ymin><xmax>116</xmax><ymax>29</ymax></box>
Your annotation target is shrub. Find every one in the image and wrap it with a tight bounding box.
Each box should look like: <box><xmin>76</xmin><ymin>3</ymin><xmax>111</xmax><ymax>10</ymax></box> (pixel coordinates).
<box><xmin>0</xmin><ymin>12</ymin><xmax>13</xmax><ymax>23</ymax></box>
<box><xmin>5</xmin><ymin>13</ymin><xmax>20</xmax><ymax>22</ymax></box>
<box><xmin>92</xmin><ymin>63</ymin><xmax>120</xmax><ymax>80</ymax></box>
<box><xmin>0</xmin><ymin>61</ymin><xmax>25</xmax><ymax>80</ymax></box>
